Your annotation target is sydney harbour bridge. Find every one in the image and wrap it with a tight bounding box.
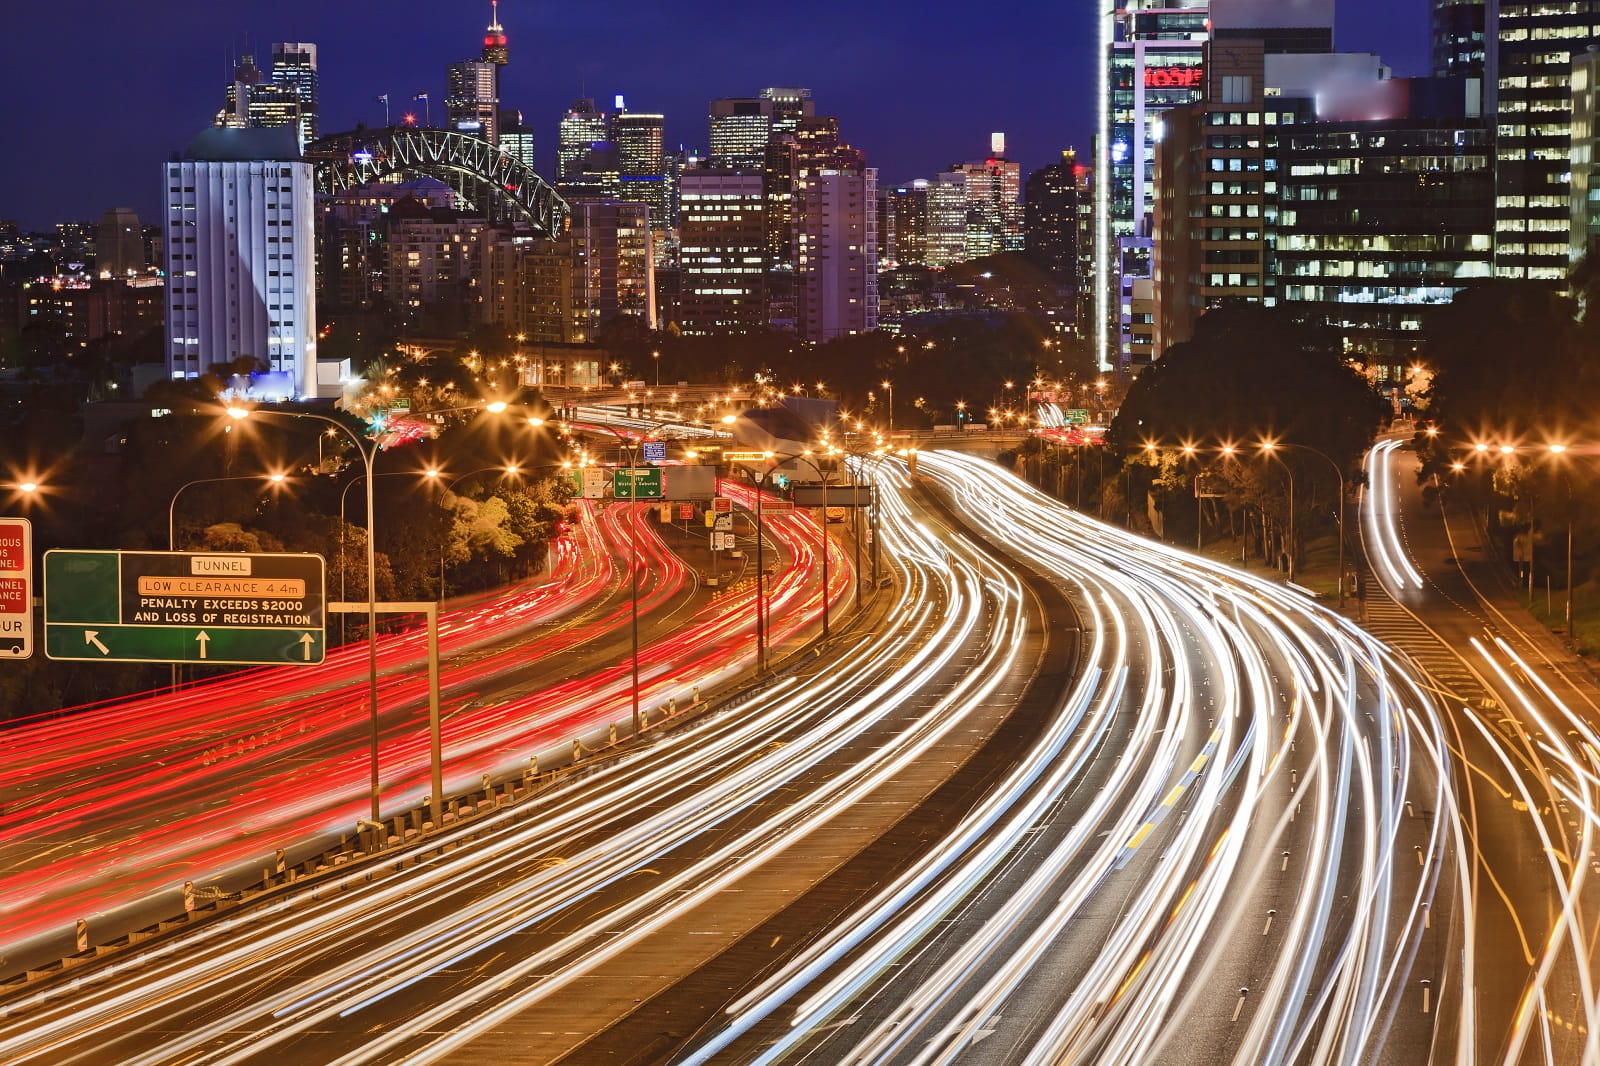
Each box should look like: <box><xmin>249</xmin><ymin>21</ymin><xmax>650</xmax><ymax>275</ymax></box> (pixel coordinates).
<box><xmin>304</xmin><ymin>125</ymin><xmax>568</xmax><ymax>237</ymax></box>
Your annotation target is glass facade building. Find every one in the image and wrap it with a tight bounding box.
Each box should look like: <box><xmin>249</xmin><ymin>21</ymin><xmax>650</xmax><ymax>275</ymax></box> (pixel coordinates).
<box><xmin>1098</xmin><ymin>1</ymin><xmax>1209</xmax><ymax>370</ymax></box>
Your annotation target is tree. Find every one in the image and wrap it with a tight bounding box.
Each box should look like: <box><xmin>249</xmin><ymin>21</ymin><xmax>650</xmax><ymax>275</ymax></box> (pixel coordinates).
<box><xmin>1109</xmin><ymin>305</ymin><xmax>1384</xmax><ymax>555</ymax></box>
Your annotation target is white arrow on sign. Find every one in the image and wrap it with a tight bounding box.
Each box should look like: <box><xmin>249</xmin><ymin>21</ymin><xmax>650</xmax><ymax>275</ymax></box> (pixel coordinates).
<box><xmin>84</xmin><ymin>630</ymin><xmax>109</xmax><ymax>655</ymax></box>
<box><xmin>298</xmin><ymin>633</ymin><xmax>315</xmax><ymax>661</ymax></box>
<box><xmin>195</xmin><ymin>631</ymin><xmax>210</xmax><ymax>659</ymax></box>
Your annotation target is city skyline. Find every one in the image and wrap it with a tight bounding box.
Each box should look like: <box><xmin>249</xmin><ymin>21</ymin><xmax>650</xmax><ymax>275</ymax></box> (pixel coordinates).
<box><xmin>1</xmin><ymin>0</ymin><xmax>1426</xmax><ymax>229</ymax></box>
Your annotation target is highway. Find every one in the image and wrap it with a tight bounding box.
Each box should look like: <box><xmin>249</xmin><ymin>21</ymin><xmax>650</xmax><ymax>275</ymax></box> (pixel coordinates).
<box><xmin>650</xmin><ymin>451</ymin><xmax>1459</xmax><ymax>1065</ymax></box>
<box><xmin>0</xmin><ymin>452</ymin><xmax>1471</xmax><ymax>1065</ymax></box>
<box><xmin>0</xmin><ymin>456</ymin><xmax>1038</xmax><ymax>1064</ymax></box>
<box><xmin>1361</xmin><ymin>436</ymin><xmax>1600</xmax><ymax>1065</ymax></box>
<box><xmin>0</xmin><ymin>491</ymin><xmax>843</xmax><ymax>978</ymax></box>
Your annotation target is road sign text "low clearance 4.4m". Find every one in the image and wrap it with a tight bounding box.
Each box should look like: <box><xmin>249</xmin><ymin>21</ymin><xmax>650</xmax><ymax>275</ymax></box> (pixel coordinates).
<box><xmin>43</xmin><ymin>550</ymin><xmax>326</xmax><ymax>665</ymax></box>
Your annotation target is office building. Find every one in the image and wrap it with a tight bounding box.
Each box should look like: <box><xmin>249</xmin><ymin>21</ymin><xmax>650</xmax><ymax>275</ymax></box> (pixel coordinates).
<box><xmin>573</xmin><ymin>200</ymin><xmax>656</xmax><ymax>329</ymax></box>
<box><xmin>217</xmin><ymin>54</ymin><xmax>302</xmax><ymax>138</ymax></box>
<box><xmin>557</xmin><ymin>98</ymin><xmax>608</xmax><ymax>182</ymax></box>
<box><xmin>1432</xmin><ymin>0</ymin><xmax>1486</xmax><ymax>78</ymax></box>
<box><xmin>762</xmin><ymin>87</ymin><xmax>815</xmax><ymax>137</ymax></box>
<box><xmin>708</xmin><ymin>98</ymin><xmax>774</xmax><ymax>169</ymax></box>
<box><xmin>1490</xmin><ymin>5</ymin><xmax>1600</xmax><ymax>280</ymax></box>
<box><xmin>677</xmin><ymin>168</ymin><xmax>767</xmax><ymax>333</ymax></box>
<box><xmin>1275</xmin><ymin>106</ymin><xmax>1493</xmax><ymax>376</ymax></box>
<box><xmin>446</xmin><ymin>60</ymin><xmax>499</xmax><ymax>142</ymax></box>
<box><xmin>794</xmin><ymin>166</ymin><xmax>878</xmax><ymax>341</ymax></box>
<box><xmin>270</xmin><ymin>42</ymin><xmax>319</xmax><ymax>144</ymax></box>
<box><xmin>163</xmin><ymin>126</ymin><xmax>325</xmax><ymax>399</ymax></box>
<box><xmin>614</xmin><ymin>106</ymin><xmax>669</xmax><ymax>228</ymax></box>
<box><xmin>96</xmin><ymin>207</ymin><xmax>145</xmax><ymax>278</ymax></box>
<box><xmin>954</xmin><ymin>134</ymin><xmax>1023</xmax><ymax>256</ymax></box>
<box><xmin>1097</xmin><ymin>0</ymin><xmax>1210</xmax><ymax>369</ymax></box>
<box><xmin>559</xmin><ymin>141</ymin><xmax>622</xmax><ymax>203</ymax></box>
<box><xmin>1152</xmin><ymin>38</ymin><xmax>1277</xmax><ymax>362</ymax></box>
<box><xmin>1026</xmin><ymin>151</ymin><xmax>1089</xmax><ymax>310</ymax></box>
<box><xmin>1153</xmin><ymin>35</ymin><xmax>1492</xmax><ymax>374</ymax></box>
<box><xmin>498</xmin><ymin>109</ymin><xmax>536</xmax><ymax>173</ymax></box>
<box><xmin>1574</xmin><ymin>50</ymin><xmax>1600</xmax><ymax>267</ymax></box>
<box><xmin>926</xmin><ymin>172</ymin><xmax>969</xmax><ymax>268</ymax></box>
<box><xmin>484</xmin><ymin>232</ymin><xmax>585</xmax><ymax>343</ymax></box>
<box><xmin>445</xmin><ymin>1</ymin><xmax>508</xmax><ymax>143</ymax></box>
<box><xmin>882</xmin><ymin>182</ymin><xmax>929</xmax><ymax>268</ymax></box>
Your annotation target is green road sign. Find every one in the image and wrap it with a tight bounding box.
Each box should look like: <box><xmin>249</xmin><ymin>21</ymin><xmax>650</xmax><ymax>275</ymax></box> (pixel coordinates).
<box><xmin>1065</xmin><ymin>408</ymin><xmax>1090</xmax><ymax>424</ymax></box>
<box><xmin>44</xmin><ymin>550</ymin><xmax>326</xmax><ymax>665</ymax></box>
<box><xmin>613</xmin><ymin>467</ymin><xmax>663</xmax><ymax>499</ymax></box>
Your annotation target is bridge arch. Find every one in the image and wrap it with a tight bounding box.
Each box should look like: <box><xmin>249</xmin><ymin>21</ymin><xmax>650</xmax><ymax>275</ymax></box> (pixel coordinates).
<box><xmin>307</xmin><ymin>126</ymin><xmax>568</xmax><ymax>237</ymax></box>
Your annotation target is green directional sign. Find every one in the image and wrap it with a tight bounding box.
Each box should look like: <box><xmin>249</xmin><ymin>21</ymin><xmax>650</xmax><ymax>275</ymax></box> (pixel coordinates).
<box><xmin>613</xmin><ymin>467</ymin><xmax>662</xmax><ymax>500</ymax></box>
<box><xmin>44</xmin><ymin>550</ymin><xmax>326</xmax><ymax>665</ymax></box>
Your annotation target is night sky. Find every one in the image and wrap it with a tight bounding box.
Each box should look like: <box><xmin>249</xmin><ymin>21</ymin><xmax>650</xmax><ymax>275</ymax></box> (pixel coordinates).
<box><xmin>0</xmin><ymin>0</ymin><xmax>1427</xmax><ymax>231</ymax></box>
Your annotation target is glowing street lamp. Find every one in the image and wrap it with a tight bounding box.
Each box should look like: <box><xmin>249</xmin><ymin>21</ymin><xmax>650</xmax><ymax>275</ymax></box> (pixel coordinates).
<box><xmin>227</xmin><ymin>404</ymin><xmax>384</xmax><ymax>823</ymax></box>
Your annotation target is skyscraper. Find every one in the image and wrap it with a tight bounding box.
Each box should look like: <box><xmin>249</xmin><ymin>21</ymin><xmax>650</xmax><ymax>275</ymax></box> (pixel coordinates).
<box><xmin>1431</xmin><ymin>0</ymin><xmax>1486</xmax><ymax>78</ymax></box>
<box><xmin>445</xmin><ymin>2</ymin><xmax>508</xmax><ymax>143</ymax></box>
<box><xmin>573</xmin><ymin>200</ymin><xmax>657</xmax><ymax>329</ymax></box>
<box><xmin>558</xmin><ymin>98</ymin><xmax>608</xmax><ymax>182</ymax></box>
<box><xmin>708</xmin><ymin>98</ymin><xmax>774</xmax><ymax>169</ymax></box>
<box><xmin>925</xmin><ymin>172</ymin><xmax>968</xmax><ymax>268</ymax></box>
<box><xmin>954</xmin><ymin>134</ymin><xmax>1023</xmax><ymax>256</ymax></box>
<box><xmin>1096</xmin><ymin>0</ymin><xmax>1209</xmax><ymax>369</ymax></box>
<box><xmin>1488</xmin><ymin>5</ymin><xmax>1600</xmax><ymax>281</ymax></box>
<box><xmin>761</xmin><ymin>87</ymin><xmax>814</xmax><ymax>137</ymax></box>
<box><xmin>446</xmin><ymin>60</ymin><xmax>499</xmax><ymax>142</ymax></box>
<box><xmin>1025</xmin><ymin>150</ymin><xmax>1087</xmax><ymax>299</ymax></box>
<box><xmin>270</xmin><ymin>43</ymin><xmax>319</xmax><ymax>145</ymax></box>
<box><xmin>164</xmin><ymin>126</ymin><xmax>324</xmax><ymax>399</ymax></box>
<box><xmin>217</xmin><ymin>55</ymin><xmax>302</xmax><ymax>139</ymax></box>
<box><xmin>883</xmin><ymin>181</ymin><xmax>930</xmax><ymax>268</ymax></box>
<box><xmin>614</xmin><ymin>105</ymin><xmax>668</xmax><ymax>228</ymax></box>
<box><xmin>498</xmin><ymin>109</ymin><xmax>536</xmax><ymax>173</ymax></box>
<box><xmin>794</xmin><ymin>165</ymin><xmax>878</xmax><ymax>342</ymax></box>
<box><xmin>1574</xmin><ymin>50</ymin><xmax>1600</xmax><ymax>267</ymax></box>
<box><xmin>678</xmin><ymin>169</ymin><xmax>767</xmax><ymax>334</ymax></box>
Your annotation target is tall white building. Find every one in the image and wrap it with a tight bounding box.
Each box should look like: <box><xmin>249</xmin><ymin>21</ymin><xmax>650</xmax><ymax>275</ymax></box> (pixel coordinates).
<box><xmin>794</xmin><ymin>167</ymin><xmax>878</xmax><ymax>342</ymax></box>
<box><xmin>163</xmin><ymin>127</ymin><xmax>325</xmax><ymax>399</ymax></box>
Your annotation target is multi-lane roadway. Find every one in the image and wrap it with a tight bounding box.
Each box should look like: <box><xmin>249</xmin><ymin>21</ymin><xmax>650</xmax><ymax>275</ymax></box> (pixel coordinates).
<box><xmin>1</xmin><ymin>447</ymin><xmax>1494</xmax><ymax>1065</ymax></box>
<box><xmin>0</xmin><ymin>490</ymin><xmax>844</xmax><ymax>978</ymax></box>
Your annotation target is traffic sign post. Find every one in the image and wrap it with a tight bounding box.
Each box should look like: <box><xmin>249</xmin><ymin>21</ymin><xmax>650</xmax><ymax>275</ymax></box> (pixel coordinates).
<box><xmin>44</xmin><ymin>550</ymin><xmax>326</xmax><ymax>665</ymax></box>
<box><xmin>0</xmin><ymin>518</ymin><xmax>32</xmax><ymax>659</ymax></box>
<box><xmin>613</xmin><ymin>467</ymin><xmax>663</xmax><ymax>499</ymax></box>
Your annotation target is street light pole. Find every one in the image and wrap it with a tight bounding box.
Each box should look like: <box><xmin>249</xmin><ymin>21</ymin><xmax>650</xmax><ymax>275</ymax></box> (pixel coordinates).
<box><xmin>792</xmin><ymin>451</ymin><xmax>834</xmax><ymax>641</ymax></box>
<box><xmin>1264</xmin><ymin>442</ymin><xmax>1345</xmax><ymax>607</ymax></box>
<box><xmin>228</xmin><ymin>406</ymin><xmax>383</xmax><ymax>824</ymax></box>
<box><xmin>1261</xmin><ymin>447</ymin><xmax>1296</xmax><ymax>584</ymax></box>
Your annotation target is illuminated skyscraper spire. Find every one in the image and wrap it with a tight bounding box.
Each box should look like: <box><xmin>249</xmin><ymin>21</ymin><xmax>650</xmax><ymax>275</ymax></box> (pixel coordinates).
<box><xmin>483</xmin><ymin>0</ymin><xmax>508</xmax><ymax>65</ymax></box>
